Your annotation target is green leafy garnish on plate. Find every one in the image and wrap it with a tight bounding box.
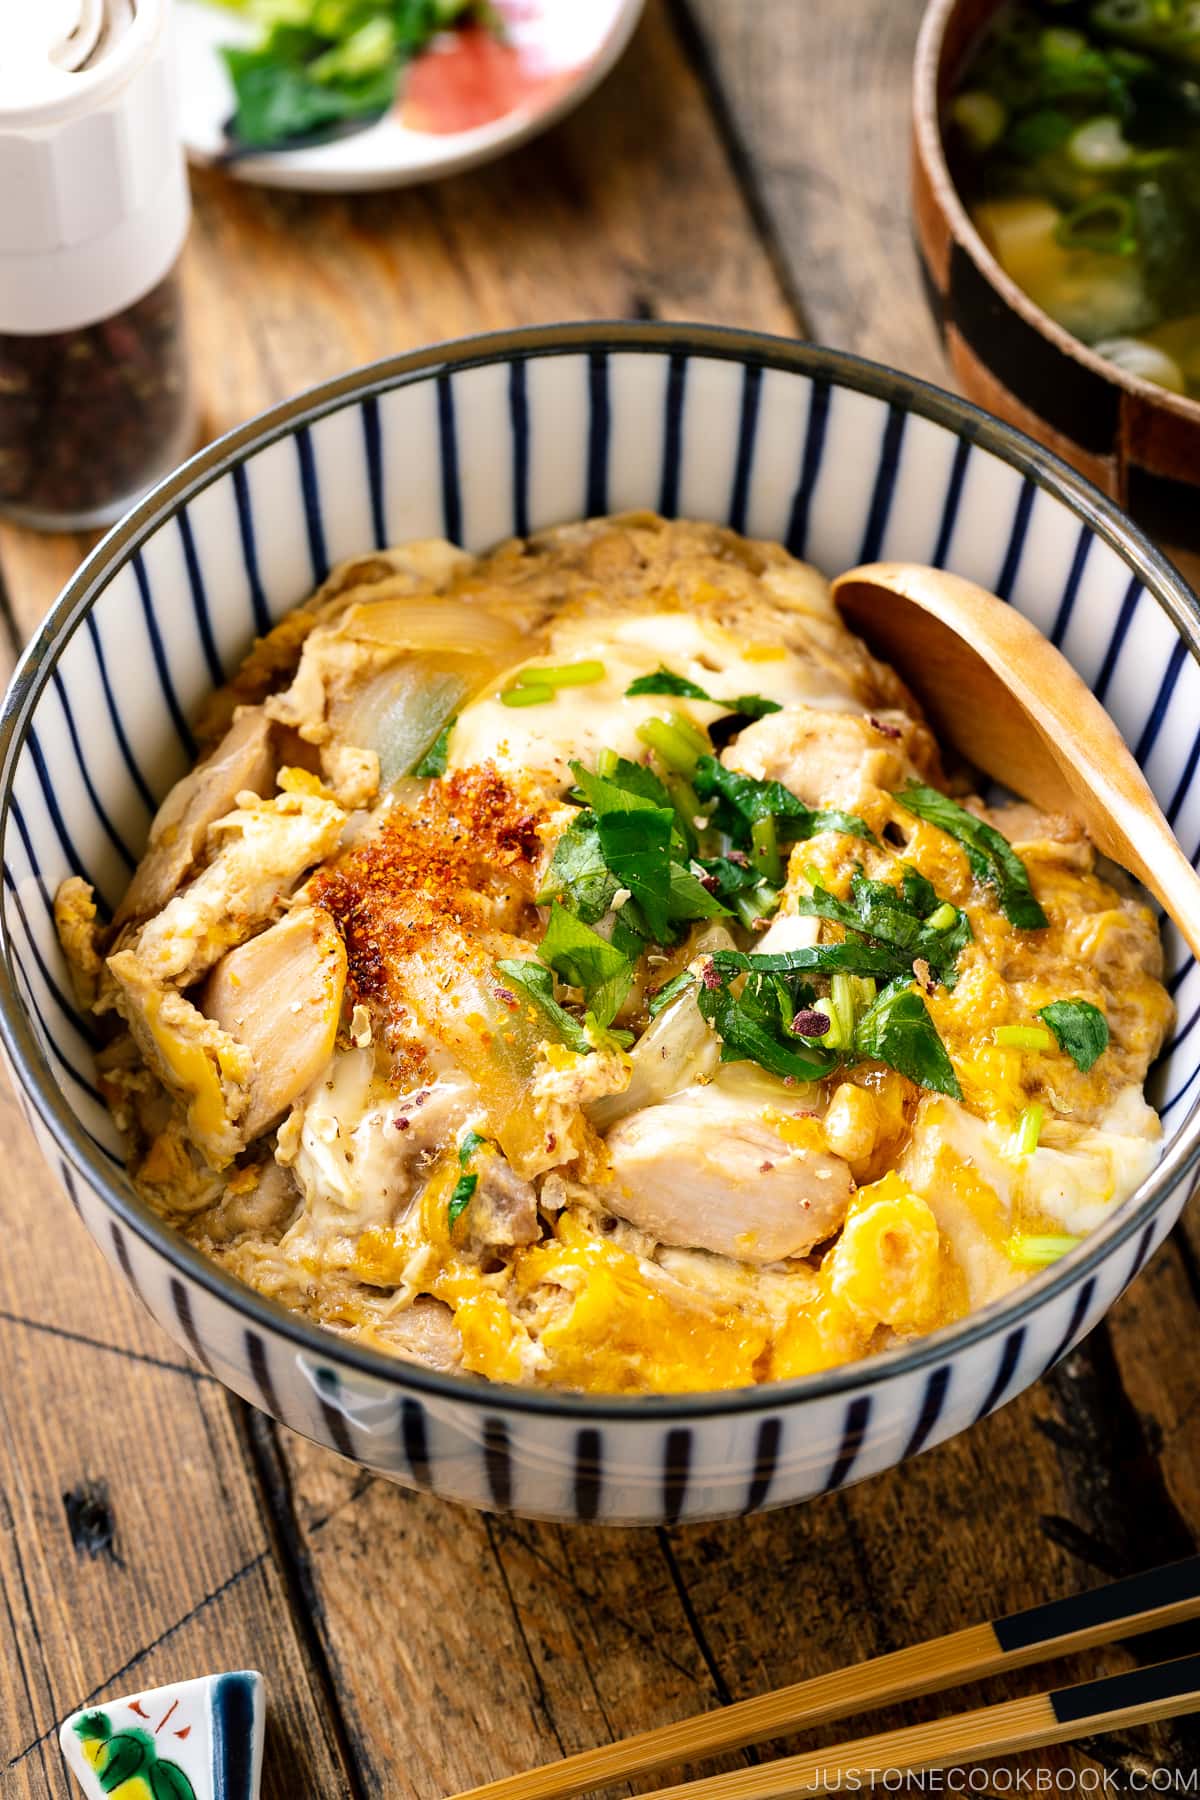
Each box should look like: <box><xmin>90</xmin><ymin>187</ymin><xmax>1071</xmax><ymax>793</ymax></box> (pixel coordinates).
<box><xmin>215</xmin><ymin>0</ymin><xmax>501</xmax><ymax>152</ymax></box>
<box><xmin>1038</xmin><ymin>998</ymin><xmax>1110</xmax><ymax>1071</ymax></box>
<box><xmin>895</xmin><ymin>784</ymin><xmax>1048</xmax><ymax>930</ymax></box>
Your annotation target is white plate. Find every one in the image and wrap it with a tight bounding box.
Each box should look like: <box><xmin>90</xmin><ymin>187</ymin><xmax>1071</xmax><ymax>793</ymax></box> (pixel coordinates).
<box><xmin>176</xmin><ymin>0</ymin><xmax>645</xmax><ymax>192</ymax></box>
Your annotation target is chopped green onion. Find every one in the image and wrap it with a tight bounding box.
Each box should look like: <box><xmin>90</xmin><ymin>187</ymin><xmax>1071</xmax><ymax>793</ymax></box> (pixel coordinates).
<box><xmin>513</xmin><ymin>660</ymin><xmax>606</xmax><ymax>689</ymax></box>
<box><xmin>664</xmin><ymin>772</ymin><xmax>704</xmax><ymax>852</ymax></box>
<box><xmin>1067</xmin><ymin>114</ymin><xmax>1133</xmax><ymax>171</ymax></box>
<box><xmin>636</xmin><ymin>717</ymin><xmax>703</xmax><ymax>775</ymax></box>
<box><xmin>1007</xmin><ymin>1232</ymin><xmax>1081</xmax><ymax>1267</ymax></box>
<box><xmin>669</xmin><ymin>711</ymin><xmax>712</xmax><ymax>757</ymax></box>
<box><xmin>750</xmin><ymin>815</ymin><xmax>783</xmax><ymax>886</ymax></box>
<box><xmin>1009</xmin><ymin>1102</ymin><xmax>1045</xmax><ymax>1159</ymax></box>
<box><xmin>951</xmin><ymin>90</ymin><xmax>1007</xmax><ymax>152</ymax></box>
<box><xmin>994</xmin><ymin>1025</ymin><xmax>1053</xmax><ymax>1051</ymax></box>
<box><xmin>596</xmin><ymin>748</ymin><xmax>620</xmax><ymax>779</ymax></box>
<box><xmin>1055</xmin><ymin>193</ymin><xmax>1137</xmax><ymax>254</ymax></box>
<box><xmin>818</xmin><ymin>973</ymin><xmax>861</xmax><ymax>1050</ymax></box>
<box><xmin>501</xmin><ymin>683</ymin><xmax>554</xmax><ymax>707</ymax></box>
<box><xmin>927</xmin><ymin>901</ymin><xmax>960</xmax><ymax>932</ymax></box>
<box><xmin>732</xmin><ymin>882</ymin><xmax>780</xmax><ymax>929</ymax></box>
<box><xmin>1040</xmin><ymin>24</ymin><xmax>1086</xmax><ymax>59</ymax></box>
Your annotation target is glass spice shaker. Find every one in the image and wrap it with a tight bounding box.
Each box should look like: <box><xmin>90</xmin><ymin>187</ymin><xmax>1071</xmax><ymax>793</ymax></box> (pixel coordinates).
<box><xmin>0</xmin><ymin>0</ymin><xmax>194</xmax><ymax>531</ymax></box>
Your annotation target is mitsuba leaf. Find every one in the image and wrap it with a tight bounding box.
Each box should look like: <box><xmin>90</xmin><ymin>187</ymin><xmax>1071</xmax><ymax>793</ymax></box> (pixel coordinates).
<box><xmin>646</xmin><ymin>970</ymin><xmax>698</xmax><ymax>1017</ymax></box>
<box><xmin>571</xmin><ymin>756</ymin><xmax>672</xmax><ymax>813</ymax></box>
<box><xmin>854</xmin><ymin>980</ymin><xmax>962</xmax><ymax>1098</ymax></box>
<box><xmin>540</xmin><ymin>902</ymin><xmax>633</xmax><ymax>1027</ymax></box>
<box><xmin>701</xmin><ymin>986</ymin><xmax>837</xmax><ymax>1084</ymax></box>
<box><xmin>495</xmin><ymin>958</ymin><xmax>593</xmax><ymax>1057</ymax></box>
<box><xmin>895</xmin><ymin>785</ymin><xmax>1048</xmax><ymax>930</ymax></box>
<box><xmin>413</xmin><ymin>716</ymin><xmax>455</xmax><ymax>779</ymax></box>
<box><xmin>667</xmin><ymin>861</ymin><xmax>731</xmax><ymax>922</ymax></box>
<box><xmin>537</xmin><ymin>815</ymin><xmax>619</xmax><ymax>924</ymax></box>
<box><xmin>794</xmin><ymin>880</ymin><xmax>969</xmax><ymax>982</ymax></box>
<box><xmin>624</xmin><ymin>667</ymin><xmax>782</xmax><ymax>720</ymax></box>
<box><xmin>625</xmin><ymin>668</ymin><xmax>711</xmax><ymax>700</ymax></box>
<box><xmin>594</xmin><ymin>807</ymin><xmax>675</xmax><ymax>943</ymax></box>
<box><xmin>458</xmin><ymin>1128</ymin><xmax>487</xmax><ymax>1165</ymax></box>
<box><xmin>1038</xmin><ymin>999</ymin><xmax>1110</xmax><ymax>1072</ymax></box>
<box><xmin>710</xmin><ymin>942</ymin><xmax>909</xmax><ymax>978</ymax></box>
<box><xmin>693</xmin><ymin>756</ymin><xmax>873</xmax><ymax>845</ymax></box>
<box><xmin>900</xmin><ymin>864</ymin><xmax>941</xmax><ymax>918</ymax></box>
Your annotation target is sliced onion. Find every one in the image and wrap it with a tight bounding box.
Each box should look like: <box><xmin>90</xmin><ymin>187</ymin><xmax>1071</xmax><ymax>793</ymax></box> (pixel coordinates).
<box><xmin>339</xmin><ymin>658</ymin><xmax>469</xmax><ymax>788</ymax></box>
<box><xmin>337</xmin><ymin>597</ymin><xmax>527</xmax><ymax>667</ymax></box>
<box><xmin>588</xmin><ymin>926</ymin><xmax>736</xmax><ymax>1131</ymax></box>
<box><xmin>395</xmin><ymin>932</ymin><xmax>552</xmax><ymax>1175</ymax></box>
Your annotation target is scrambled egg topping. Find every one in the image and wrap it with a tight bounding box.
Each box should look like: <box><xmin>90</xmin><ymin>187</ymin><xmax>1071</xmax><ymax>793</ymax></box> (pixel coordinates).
<box><xmin>55</xmin><ymin>515</ymin><xmax>1173</xmax><ymax>1395</ymax></box>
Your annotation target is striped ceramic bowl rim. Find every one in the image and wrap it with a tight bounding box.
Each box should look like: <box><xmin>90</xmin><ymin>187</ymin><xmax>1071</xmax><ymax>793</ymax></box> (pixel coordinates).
<box><xmin>1</xmin><ymin>321</ymin><xmax>1198</xmax><ymax>1451</ymax></box>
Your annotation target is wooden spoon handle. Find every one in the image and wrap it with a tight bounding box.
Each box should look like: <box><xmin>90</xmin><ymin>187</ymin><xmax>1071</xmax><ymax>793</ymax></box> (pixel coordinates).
<box><xmin>834</xmin><ymin>563</ymin><xmax>1200</xmax><ymax>964</ymax></box>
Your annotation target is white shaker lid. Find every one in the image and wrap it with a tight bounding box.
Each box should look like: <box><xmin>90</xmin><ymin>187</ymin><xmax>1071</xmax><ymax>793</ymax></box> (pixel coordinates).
<box><xmin>0</xmin><ymin>0</ymin><xmax>191</xmax><ymax>335</ymax></box>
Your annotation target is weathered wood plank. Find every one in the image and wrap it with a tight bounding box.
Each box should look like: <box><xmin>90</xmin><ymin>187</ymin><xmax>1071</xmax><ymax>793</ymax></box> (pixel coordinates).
<box><xmin>0</xmin><ymin>4</ymin><xmax>1196</xmax><ymax>1798</ymax></box>
<box><xmin>683</xmin><ymin>0</ymin><xmax>944</xmax><ymax>381</ymax></box>
<box><xmin>0</xmin><ymin>1093</ymin><xmax>357</xmax><ymax>1799</ymax></box>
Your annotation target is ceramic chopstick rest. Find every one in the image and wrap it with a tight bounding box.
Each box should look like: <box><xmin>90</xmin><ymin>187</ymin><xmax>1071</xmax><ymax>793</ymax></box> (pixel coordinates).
<box><xmin>59</xmin><ymin>1671</ymin><xmax>264</xmax><ymax>1800</ymax></box>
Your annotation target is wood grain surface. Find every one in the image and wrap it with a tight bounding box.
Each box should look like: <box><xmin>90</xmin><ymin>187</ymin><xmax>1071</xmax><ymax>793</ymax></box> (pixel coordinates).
<box><xmin>1</xmin><ymin>4</ymin><xmax>1198</xmax><ymax>1797</ymax></box>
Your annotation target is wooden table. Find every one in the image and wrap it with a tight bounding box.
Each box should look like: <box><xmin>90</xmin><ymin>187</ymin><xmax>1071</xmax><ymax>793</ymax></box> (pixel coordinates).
<box><xmin>2</xmin><ymin>5</ymin><xmax>1198</xmax><ymax>1796</ymax></box>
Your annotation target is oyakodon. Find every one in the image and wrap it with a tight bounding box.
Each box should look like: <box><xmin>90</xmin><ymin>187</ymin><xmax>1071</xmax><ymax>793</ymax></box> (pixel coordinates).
<box><xmin>54</xmin><ymin>514</ymin><xmax>1172</xmax><ymax>1393</ymax></box>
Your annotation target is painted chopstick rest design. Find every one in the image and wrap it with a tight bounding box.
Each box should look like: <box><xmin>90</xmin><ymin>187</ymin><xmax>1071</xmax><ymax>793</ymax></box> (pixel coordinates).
<box><xmin>60</xmin><ymin>1670</ymin><xmax>264</xmax><ymax>1800</ymax></box>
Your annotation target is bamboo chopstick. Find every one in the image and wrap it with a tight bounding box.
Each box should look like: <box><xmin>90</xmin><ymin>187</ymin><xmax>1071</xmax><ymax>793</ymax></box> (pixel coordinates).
<box><xmin>449</xmin><ymin>1556</ymin><xmax>1200</xmax><ymax>1800</ymax></box>
<box><xmin>641</xmin><ymin>1651</ymin><xmax>1200</xmax><ymax>1800</ymax></box>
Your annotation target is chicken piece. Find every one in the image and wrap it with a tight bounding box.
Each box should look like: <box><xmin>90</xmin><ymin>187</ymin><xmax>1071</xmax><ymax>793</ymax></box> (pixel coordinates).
<box><xmin>136</xmin><ymin>1110</ymin><xmax>234</xmax><ymax>1213</ymax></box>
<box><xmin>194</xmin><ymin>1159</ymin><xmax>301</xmax><ymax>1246</ymax></box>
<box><xmin>527</xmin><ymin>1042</ymin><xmax>630</xmax><ymax>1175</ymax></box>
<box><xmin>201</xmin><ymin>906</ymin><xmax>347</xmax><ymax>1141</ymax></box>
<box><xmin>113</xmin><ymin>790</ymin><xmax>345</xmax><ymax>991</ymax></box>
<box><xmin>980</xmin><ymin>802</ymin><xmax>1093</xmax><ymax>874</ymax></box>
<box><xmin>365</xmin><ymin>1294</ymin><xmax>463</xmax><ymax>1372</ymax></box>
<box><xmin>54</xmin><ymin>876</ymin><xmax>103</xmax><ymax>1010</ymax></box>
<box><xmin>467</xmin><ymin>1154</ymin><xmax>539</xmax><ymax>1248</ymax></box>
<box><xmin>725</xmin><ymin>703</ymin><xmax>937</xmax><ymax>813</ymax></box>
<box><xmin>108</xmin><ymin>969</ymin><xmax>253</xmax><ymax>1168</ymax></box>
<box><xmin>601</xmin><ymin>1084</ymin><xmax>854</xmax><ymax>1263</ymax></box>
<box><xmin>115</xmin><ymin>706</ymin><xmax>277</xmax><ymax>926</ymax></box>
<box><xmin>265</xmin><ymin>629</ymin><xmax>393</xmax><ymax>748</ymax></box>
<box><xmin>283</xmin><ymin>1060</ymin><xmax>478</xmax><ymax>1247</ymax></box>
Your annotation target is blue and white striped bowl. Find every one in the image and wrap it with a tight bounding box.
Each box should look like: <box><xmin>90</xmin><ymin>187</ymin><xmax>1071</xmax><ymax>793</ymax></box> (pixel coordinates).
<box><xmin>2</xmin><ymin>324</ymin><xmax>1198</xmax><ymax>1525</ymax></box>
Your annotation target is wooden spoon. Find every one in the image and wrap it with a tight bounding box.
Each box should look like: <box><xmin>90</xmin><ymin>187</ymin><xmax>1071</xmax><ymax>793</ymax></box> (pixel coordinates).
<box><xmin>831</xmin><ymin>561</ymin><xmax>1200</xmax><ymax>962</ymax></box>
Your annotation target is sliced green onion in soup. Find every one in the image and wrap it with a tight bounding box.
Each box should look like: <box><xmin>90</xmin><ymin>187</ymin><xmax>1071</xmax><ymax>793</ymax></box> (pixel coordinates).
<box><xmin>1093</xmin><ymin>335</ymin><xmax>1187</xmax><ymax>392</ymax></box>
<box><xmin>1054</xmin><ymin>192</ymin><xmax>1137</xmax><ymax>255</ymax></box>
<box><xmin>951</xmin><ymin>90</ymin><xmax>1007</xmax><ymax>152</ymax></box>
<box><xmin>1067</xmin><ymin>115</ymin><xmax>1134</xmax><ymax>173</ymax></box>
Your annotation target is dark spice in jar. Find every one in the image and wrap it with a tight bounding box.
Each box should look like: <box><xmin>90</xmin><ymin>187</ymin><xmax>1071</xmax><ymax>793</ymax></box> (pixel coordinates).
<box><xmin>0</xmin><ymin>268</ymin><xmax>189</xmax><ymax>525</ymax></box>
